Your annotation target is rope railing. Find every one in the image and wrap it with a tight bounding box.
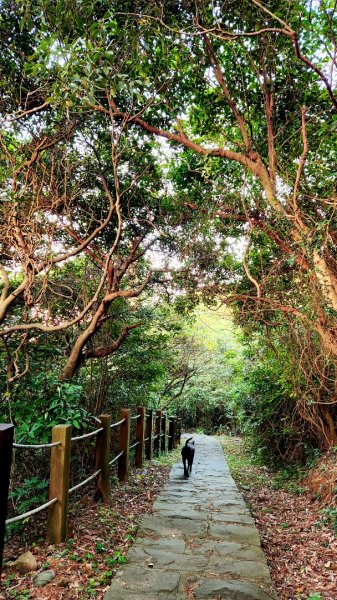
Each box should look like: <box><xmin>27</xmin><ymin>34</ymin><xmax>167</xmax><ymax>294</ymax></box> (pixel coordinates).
<box><xmin>71</xmin><ymin>427</ymin><xmax>103</xmax><ymax>442</ymax></box>
<box><xmin>0</xmin><ymin>409</ymin><xmax>181</xmax><ymax>567</ymax></box>
<box><xmin>111</xmin><ymin>418</ymin><xmax>126</xmax><ymax>429</ymax></box>
<box><xmin>109</xmin><ymin>450</ymin><xmax>124</xmax><ymax>466</ymax></box>
<box><xmin>69</xmin><ymin>469</ymin><xmax>102</xmax><ymax>495</ymax></box>
<box><xmin>13</xmin><ymin>441</ymin><xmax>61</xmax><ymax>449</ymax></box>
<box><xmin>5</xmin><ymin>498</ymin><xmax>58</xmax><ymax>525</ymax></box>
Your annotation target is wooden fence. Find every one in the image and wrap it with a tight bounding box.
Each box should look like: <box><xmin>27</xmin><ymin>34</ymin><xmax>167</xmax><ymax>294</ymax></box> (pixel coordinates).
<box><xmin>0</xmin><ymin>408</ymin><xmax>181</xmax><ymax>574</ymax></box>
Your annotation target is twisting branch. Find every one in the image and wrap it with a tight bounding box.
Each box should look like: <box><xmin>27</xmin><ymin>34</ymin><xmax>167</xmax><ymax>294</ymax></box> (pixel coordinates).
<box><xmin>292</xmin><ymin>34</ymin><xmax>337</xmax><ymax>111</ymax></box>
<box><xmin>243</xmin><ymin>236</ymin><xmax>261</xmax><ymax>300</ymax></box>
<box><xmin>60</xmin><ymin>270</ymin><xmax>153</xmax><ymax>380</ymax></box>
<box><xmin>202</xmin><ymin>33</ymin><xmax>251</xmax><ymax>151</ymax></box>
<box><xmin>292</xmin><ymin>107</ymin><xmax>308</xmax><ymax>229</ymax></box>
<box><xmin>251</xmin><ymin>0</ymin><xmax>337</xmax><ymax>110</ymax></box>
<box><xmin>83</xmin><ymin>323</ymin><xmax>143</xmax><ymax>361</ymax></box>
<box><xmin>260</xmin><ymin>48</ymin><xmax>276</xmax><ymax>184</ymax></box>
<box><xmin>7</xmin><ymin>333</ymin><xmax>30</xmax><ymax>383</ymax></box>
<box><xmin>223</xmin><ymin>293</ymin><xmax>337</xmax><ymax>357</ymax></box>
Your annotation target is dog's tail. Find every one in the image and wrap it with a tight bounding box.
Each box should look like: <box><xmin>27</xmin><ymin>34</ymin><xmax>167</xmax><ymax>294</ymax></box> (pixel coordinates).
<box><xmin>185</xmin><ymin>437</ymin><xmax>194</xmax><ymax>445</ymax></box>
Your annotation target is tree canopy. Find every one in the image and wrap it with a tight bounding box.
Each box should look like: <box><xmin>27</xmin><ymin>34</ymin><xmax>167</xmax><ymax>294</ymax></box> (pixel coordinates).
<box><xmin>1</xmin><ymin>0</ymin><xmax>337</xmax><ymax>450</ymax></box>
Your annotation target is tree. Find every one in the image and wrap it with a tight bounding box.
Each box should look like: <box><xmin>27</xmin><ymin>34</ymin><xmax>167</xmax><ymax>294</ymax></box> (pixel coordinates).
<box><xmin>0</xmin><ymin>3</ymin><xmax>176</xmax><ymax>380</ymax></box>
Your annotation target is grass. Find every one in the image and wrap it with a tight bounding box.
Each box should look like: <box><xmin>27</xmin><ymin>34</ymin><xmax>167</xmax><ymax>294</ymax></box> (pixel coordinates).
<box><xmin>218</xmin><ymin>435</ymin><xmax>270</xmax><ymax>490</ymax></box>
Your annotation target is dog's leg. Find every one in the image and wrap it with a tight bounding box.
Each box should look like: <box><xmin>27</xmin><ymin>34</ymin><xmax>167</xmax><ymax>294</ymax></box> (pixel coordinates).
<box><xmin>183</xmin><ymin>458</ymin><xmax>189</xmax><ymax>477</ymax></box>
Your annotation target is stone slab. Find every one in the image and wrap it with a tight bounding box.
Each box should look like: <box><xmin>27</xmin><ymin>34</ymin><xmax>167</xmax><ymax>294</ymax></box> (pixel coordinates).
<box><xmin>106</xmin><ymin>566</ymin><xmax>180</xmax><ymax>595</ymax></box>
<box><xmin>207</xmin><ymin>557</ymin><xmax>271</xmax><ymax>582</ymax></box>
<box><xmin>194</xmin><ymin>578</ymin><xmax>276</xmax><ymax>599</ymax></box>
<box><xmin>139</xmin><ymin>515</ymin><xmax>208</xmax><ymax>538</ymax></box>
<box><xmin>209</xmin><ymin>523</ymin><xmax>261</xmax><ymax>546</ymax></box>
<box><xmin>137</xmin><ymin>537</ymin><xmax>186</xmax><ymax>554</ymax></box>
<box><xmin>211</xmin><ymin>513</ymin><xmax>254</xmax><ymax>525</ymax></box>
<box><xmin>127</xmin><ymin>546</ymin><xmax>209</xmax><ymax>571</ymax></box>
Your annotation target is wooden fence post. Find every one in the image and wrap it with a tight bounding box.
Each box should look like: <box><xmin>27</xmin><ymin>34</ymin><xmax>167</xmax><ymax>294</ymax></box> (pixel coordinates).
<box><xmin>47</xmin><ymin>424</ymin><xmax>72</xmax><ymax>544</ymax></box>
<box><xmin>168</xmin><ymin>417</ymin><xmax>176</xmax><ymax>452</ymax></box>
<box><xmin>154</xmin><ymin>410</ymin><xmax>162</xmax><ymax>457</ymax></box>
<box><xmin>135</xmin><ymin>406</ymin><xmax>145</xmax><ymax>468</ymax></box>
<box><xmin>145</xmin><ymin>409</ymin><xmax>153</xmax><ymax>461</ymax></box>
<box><xmin>118</xmin><ymin>409</ymin><xmax>130</xmax><ymax>482</ymax></box>
<box><xmin>162</xmin><ymin>413</ymin><xmax>168</xmax><ymax>453</ymax></box>
<box><xmin>0</xmin><ymin>424</ymin><xmax>14</xmax><ymax>575</ymax></box>
<box><xmin>95</xmin><ymin>414</ymin><xmax>111</xmax><ymax>501</ymax></box>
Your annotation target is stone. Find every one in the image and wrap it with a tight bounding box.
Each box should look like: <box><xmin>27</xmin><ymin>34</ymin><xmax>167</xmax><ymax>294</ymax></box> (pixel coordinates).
<box><xmin>127</xmin><ymin>546</ymin><xmax>209</xmax><ymax>571</ymax></box>
<box><xmin>33</xmin><ymin>569</ymin><xmax>56</xmax><ymax>588</ymax></box>
<box><xmin>11</xmin><ymin>550</ymin><xmax>37</xmax><ymax>573</ymax></box>
<box><xmin>154</xmin><ymin>505</ymin><xmax>208</xmax><ymax>521</ymax></box>
<box><xmin>104</xmin><ymin>592</ymin><xmax>184</xmax><ymax>600</ymax></box>
<box><xmin>231</xmin><ymin>546</ymin><xmax>266</xmax><ymax>562</ymax></box>
<box><xmin>104</xmin><ymin>566</ymin><xmax>180</xmax><ymax>597</ymax></box>
<box><xmin>194</xmin><ymin>578</ymin><xmax>275</xmax><ymax>599</ymax></box>
<box><xmin>139</xmin><ymin>537</ymin><xmax>186</xmax><ymax>554</ymax></box>
<box><xmin>211</xmin><ymin>512</ymin><xmax>254</xmax><ymax>525</ymax></box>
<box><xmin>209</xmin><ymin>523</ymin><xmax>261</xmax><ymax>546</ymax></box>
<box><xmin>207</xmin><ymin>557</ymin><xmax>271</xmax><ymax>582</ymax></box>
<box><xmin>189</xmin><ymin>539</ymin><xmax>243</xmax><ymax>556</ymax></box>
<box><xmin>139</xmin><ymin>515</ymin><xmax>208</xmax><ymax>538</ymax></box>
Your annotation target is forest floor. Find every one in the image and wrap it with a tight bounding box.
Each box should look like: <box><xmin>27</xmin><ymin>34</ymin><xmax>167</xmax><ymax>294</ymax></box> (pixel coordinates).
<box><xmin>1</xmin><ymin>450</ymin><xmax>179</xmax><ymax>600</ymax></box>
<box><xmin>220</xmin><ymin>435</ymin><xmax>337</xmax><ymax>600</ymax></box>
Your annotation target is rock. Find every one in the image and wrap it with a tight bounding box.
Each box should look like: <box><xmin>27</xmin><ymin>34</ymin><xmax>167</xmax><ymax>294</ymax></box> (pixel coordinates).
<box><xmin>11</xmin><ymin>551</ymin><xmax>38</xmax><ymax>573</ymax></box>
<box><xmin>33</xmin><ymin>569</ymin><xmax>56</xmax><ymax>588</ymax></box>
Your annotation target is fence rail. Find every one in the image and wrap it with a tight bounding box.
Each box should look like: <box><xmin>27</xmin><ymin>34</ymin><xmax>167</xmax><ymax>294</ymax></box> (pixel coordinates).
<box><xmin>13</xmin><ymin>441</ymin><xmax>61</xmax><ymax>449</ymax></box>
<box><xmin>0</xmin><ymin>409</ymin><xmax>181</xmax><ymax>574</ymax></box>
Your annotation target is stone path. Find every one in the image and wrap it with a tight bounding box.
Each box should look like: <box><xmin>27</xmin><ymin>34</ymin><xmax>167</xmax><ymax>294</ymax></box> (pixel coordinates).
<box><xmin>104</xmin><ymin>434</ymin><xmax>277</xmax><ymax>600</ymax></box>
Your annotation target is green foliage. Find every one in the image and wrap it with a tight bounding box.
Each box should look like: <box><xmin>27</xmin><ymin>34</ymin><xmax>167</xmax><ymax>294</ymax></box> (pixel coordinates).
<box><xmin>94</xmin><ymin>542</ymin><xmax>107</xmax><ymax>554</ymax></box>
<box><xmin>227</xmin><ymin>342</ymin><xmax>313</xmax><ymax>466</ymax></box>
<box><xmin>320</xmin><ymin>507</ymin><xmax>337</xmax><ymax>534</ymax></box>
<box><xmin>105</xmin><ymin>551</ymin><xmax>127</xmax><ymax>565</ymax></box>
<box><xmin>6</xmin><ymin>477</ymin><xmax>48</xmax><ymax>538</ymax></box>
<box><xmin>3</xmin><ymin>373</ymin><xmax>90</xmax><ymax>443</ymax></box>
<box><xmin>168</xmin><ymin>305</ymin><xmax>244</xmax><ymax>433</ymax></box>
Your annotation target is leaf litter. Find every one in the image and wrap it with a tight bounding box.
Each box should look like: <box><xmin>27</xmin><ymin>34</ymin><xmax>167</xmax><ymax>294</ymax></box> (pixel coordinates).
<box><xmin>221</xmin><ymin>436</ymin><xmax>337</xmax><ymax>600</ymax></box>
<box><xmin>2</xmin><ymin>462</ymin><xmax>171</xmax><ymax>599</ymax></box>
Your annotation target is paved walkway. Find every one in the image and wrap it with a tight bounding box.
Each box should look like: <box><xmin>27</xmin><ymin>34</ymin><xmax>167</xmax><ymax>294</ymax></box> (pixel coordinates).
<box><xmin>104</xmin><ymin>435</ymin><xmax>277</xmax><ymax>600</ymax></box>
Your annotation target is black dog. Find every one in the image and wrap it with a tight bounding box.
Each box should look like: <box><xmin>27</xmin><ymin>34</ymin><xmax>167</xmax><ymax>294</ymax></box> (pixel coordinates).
<box><xmin>181</xmin><ymin>437</ymin><xmax>195</xmax><ymax>477</ymax></box>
